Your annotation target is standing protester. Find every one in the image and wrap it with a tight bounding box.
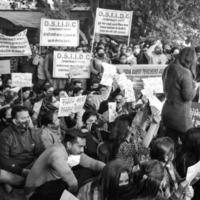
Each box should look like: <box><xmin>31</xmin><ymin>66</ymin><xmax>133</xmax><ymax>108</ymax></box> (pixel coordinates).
<box><xmin>162</xmin><ymin>47</ymin><xmax>197</xmax><ymax>143</ymax></box>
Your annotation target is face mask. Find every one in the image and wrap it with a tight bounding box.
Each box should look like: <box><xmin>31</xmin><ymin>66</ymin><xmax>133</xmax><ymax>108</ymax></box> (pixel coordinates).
<box><xmin>118</xmin><ymin>184</ymin><xmax>131</xmax><ymax>196</ymax></box>
<box><xmin>15</xmin><ymin>120</ymin><xmax>29</xmax><ymax>131</ymax></box>
<box><xmin>134</xmin><ymin>49</ymin><xmax>140</xmax><ymax>55</ymax></box>
<box><xmin>98</xmin><ymin>53</ymin><xmax>104</xmax><ymax>58</ymax></box>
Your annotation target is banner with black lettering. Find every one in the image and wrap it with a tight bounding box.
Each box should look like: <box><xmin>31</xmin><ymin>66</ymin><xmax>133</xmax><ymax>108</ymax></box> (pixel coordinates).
<box><xmin>0</xmin><ymin>30</ymin><xmax>32</xmax><ymax>57</ymax></box>
<box><xmin>53</xmin><ymin>51</ymin><xmax>91</xmax><ymax>79</ymax></box>
<box><xmin>94</xmin><ymin>8</ymin><xmax>133</xmax><ymax>36</ymax></box>
<box><xmin>40</xmin><ymin>18</ymin><xmax>79</xmax><ymax>47</ymax></box>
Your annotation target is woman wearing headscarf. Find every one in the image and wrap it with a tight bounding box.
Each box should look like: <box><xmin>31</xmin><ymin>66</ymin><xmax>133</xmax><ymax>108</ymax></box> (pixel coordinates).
<box><xmin>162</xmin><ymin>47</ymin><xmax>198</xmax><ymax>143</ymax></box>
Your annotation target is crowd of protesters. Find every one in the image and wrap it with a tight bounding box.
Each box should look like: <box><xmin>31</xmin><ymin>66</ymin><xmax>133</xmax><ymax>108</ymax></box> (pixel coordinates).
<box><xmin>0</xmin><ymin>36</ymin><xmax>200</xmax><ymax>200</ymax></box>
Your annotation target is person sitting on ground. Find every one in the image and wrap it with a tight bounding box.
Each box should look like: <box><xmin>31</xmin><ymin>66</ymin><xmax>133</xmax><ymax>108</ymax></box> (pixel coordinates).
<box><xmin>25</xmin><ymin>128</ymin><xmax>105</xmax><ymax>200</ymax></box>
<box><xmin>176</xmin><ymin>128</ymin><xmax>200</xmax><ymax>200</ymax></box>
<box><xmin>150</xmin><ymin>137</ymin><xmax>183</xmax><ymax>195</ymax></box>
<box><xmin>39</xmin><ymin>110</ymin><xmax>61</xmax><ymax>149</ymax></box>
<box><xmin>0</xmin><ymin>106</ymin><xmax>42</xmax><ymax>190</ymax></box>
<box><xmin>131</xmin><ymin>159</ymin><xmax>194</xmax><ymax>200</ymax></box>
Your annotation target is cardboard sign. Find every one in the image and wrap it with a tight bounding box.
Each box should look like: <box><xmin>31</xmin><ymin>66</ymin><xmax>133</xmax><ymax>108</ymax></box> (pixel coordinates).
<box><xmin>40</xmin><ymin>18</ymin><xmax>79</xmax><ymax>47</ymax></box>
<box><xmin>191</xmin><ymin>102</ymin><xmax>200</xmax><ymax>127</ymax></box>
<box><xmin>53</xmin><ymin>51</ymin><xmax>91</xmax><ymax>78</ymax></box>
<box><xmin>124</xmin><ymin>81</ymin><xmax>136</xmax><ymax>102</ymax></box>
<box><xmin>100</xmin><ymin>63</ymin><xmax>116</xmax><ymax>86</ymax></box>
<box><xmin>11</xmin><ymin>73</ymin><xmax>32</xmax><ymax>88</ymax></box>
<box><xmin>94</xmin><ymin>8</ymin><xmax>133</xmax><ymax>36</ymax></box>
<box><xmin>0</xmin><ymin>60</ymin><xmax>11</xmax><ymax>74</ymax></box>
<box><xmin>108</xmin><ymin>102</ymin><xmax>117</xmax><ymax>122</ymax></box>
<box><xmin>116</xmin><ymin>64</ymin><xmax>167</xmax><ymax>80</ymax></box>
<box><xmin>143</xmin><ymin>77</ymin><xmax>163</xmax><ymax>94</ymax></box>
<box><xmin>58</xmin><ymin>96</ymin><xmax>86</xmax><ymax>117</ymax></box>
<box><xmin>186</xmin><ymin>161</ymin><xmax>200</xmax><ymax>184</ymax></box>
<box><xmin>0</xmin><ymin>30</ymin><xmax>32</xmax><ymax>57</ymax></box>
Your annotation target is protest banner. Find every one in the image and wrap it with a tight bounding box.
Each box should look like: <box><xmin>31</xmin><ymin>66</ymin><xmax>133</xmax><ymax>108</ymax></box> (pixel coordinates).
<box><xmin>0</xmin><ymin>60</ymin><xmax>11</xmax><ymax>74</ymax></box>
<box><xmin>40</xmin><ymin>18</ymin><xmax>79</xmax><ymax>47</ymax></box>
<box><xmin>100</xmin><ymin>63</ymin><xmax>117</xmax><ymax>86</ymax></box>
<box><xmin>11</xmin><ymin>73</ymin><xmax>32</xmax><ymax>88</ymax></box>
<box><xmin>58</xmin><ymin>96</ymin><xmax>86</xmax><ymax>117</ymax></box>
<box><xmin>0</xmin><ymin>30</ymin><xmax>32</xmax><ymax>57</ymax></box>
<box><xmin>143</xmin><ymin>77</ymin><xmax>163</xmax><ymax>94</ymax></box>
<box><xmin>116</xmin><ymin>64</ymin><xmax>167</xmax><ymax>79</ymax></box>
<box><xmin>108</xmin><ymin>102</ymin><xmax>117</xmax><ymax>122</ymax></box>
<box><xmin>94</xmin><ymin>8</ymin><xmax>133</xmax><ymax>37</ymax></box>
<box><xmin>191</xmin><ymin>102</ymin><xmax>200</xmax><ymax>127</ymax></box>
<box><xmin>53</xmin><ymin>51</ymin><xmax>91</xmax><ymax>78</ymax></box>
<box><xmin>124</xmin><ymin>81</ymin><xmax>136</xmax><ymax>102</ymax></box>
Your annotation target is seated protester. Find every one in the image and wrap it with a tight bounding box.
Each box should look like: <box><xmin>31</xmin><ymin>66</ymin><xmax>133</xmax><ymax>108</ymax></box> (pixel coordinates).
<box><xmin>131</xmin><ymin>160</ymin><xmax>194</xmax><ymax>200</ymax></box>
<box><xmin>133</xmin><ymin>44</ymin><xmax>149</xmax><ymax>64</ymax></box>
<box><xmin>53</xmin><ymin>89</ymin><xmax>68</xmax><ymax>102</ymax></box>
<box><xmin>99</xmin><ymin>107</ymin><xmax>160</xmax><ymax>165</ymax></box>
<box><xmin>82</xmin><ymin>111</ymin><xmax>100</xmax><ymax>159</ymax></box>
<box><xmin>78</xmin><ymin>159</ymin><xmax>134</xmax><ymax>200</ymax></box>
<box><xmin>85</xmin><ymin>85</ymin><xmax>112</xmax><ymax>112</ymax></box>
<box><xmin>90</xmin><ymin>80</ymin><xmax>100</xmax><ymax>93</ymax></box>
<box><xmin>37</xmin><ymin>94</ymin><xmax>59</xmax><ymax>127</ymax></box>
<box><xmin>14</xmin><ymin>87</ymin><xmax>33</xmax><ymax>111</ymax></box>
<box><xmin>114</xmin><ymin>54</ymin><xmax>128</xmax><ymax>64</ymax></box>
<box><xmin>73</xmin><ymin>80</ymin><xmax>83</xmax><ymax>89</ymax></box>
<box><xmin>98</xmin><ymin>88</ymin><xmax>121</xmax><ymax>115</ymax></box>
<box><xmin>0</xmin><ymin>106</ymin><xmax>12</xmax><ymax>133</ymax></box>
<box><xmin>110</xmin><ymin>115</ymin><xmax>139</xmax><ymax>172</ymax></box>
<box><xmin>0</xmin><ymin>92</ymin><xmax>6</xmax><ymax>108</ymax></box>
<box><xmin>25</xmin><ymin>128</ymin><xmax>105</xmax><ymax>200</ymax></box>
<box><xmin>39</xmin><ymin>110</ymin><xmax>61</xmax><ymax>149</ymax></box>
<box><xmin>32</xmin><ymin>83</ymin><xmax>55</xmax><ymax>123</ymax></box>
<box><xmin>176</xmin><ymin>128</ymin><xmax>200</xmax><ymax>200</ymax></box>
<box><xmin>115</xmin><ymin>92</ymin><xmax>129</xmax><ymax>116</ymax></box>
<box><xmin>3</xmin><ymin>88</ymin><xmax>18</xmax><ymax>106</ymax></box>
<box><xmin>60</xmin><ymin>113</ymin><xmax>79</xmax><ymax>134</ymax></box>
<box><xmin>0</xmin><ymin>106</ymin><xmax>42</xmax><ymax>188</ymax></box>
<box><xmin>73</xmin><ymin>87</ymin><xmax>84</xmax><ymax>97</ymax></box>
<box><xmin>126</xmin><ymin>46</ymin><xmax>137</xmax><ymax>64</ymax></box>
<box><xmin>66</xmin><ymin>86</ymin><xmax>74</xmax><ymax>97</ymax></box>
<box><xmin>150</xmin><ymin>137</ymin><xmax>183</xmax><ymax>195</ymax></box>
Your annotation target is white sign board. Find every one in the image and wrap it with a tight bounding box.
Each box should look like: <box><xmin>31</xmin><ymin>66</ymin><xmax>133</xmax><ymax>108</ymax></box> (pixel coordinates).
<box><xmin>108</xmin><ymin>102</ymin><xmax>117</xmax><ymax>122</ymax></box>
<box><xmin>100</xmin><ymin>63</ymin><xmax>117</xmax><ymax>87</ymax></box>
<box><xmin>53</xmin><ymin>51</ymin><xmax>91</xmax><ymax>78</ymax></box>
<box><xmin>58</xmin><ymin>96</ymin><xmax>86</xmax><ymax>117</ymax></box>
<box><xmin>0</xmin><ymin>60</ymin><xmax>11</xmax><ymax>74</ymax></box>
<box><xmin>143</xmin><ymin>77</ymin><xmax>163</xmax><ymax>94</ymax></box>
<box><xmin>11</xmin><ymin>73</ymin><xmax>32</xmax><ymax>88</ymax></box>
<box><xmin>0</xmin><ymin>30</ymin><xmax>32</xmax><ymax>57</ymax></box>
<box><xmin>94</xmin><ymin>8</ymin><xmax>133</xmax><ymax>36</ymax></box>
<box><xmin>40</xmin><ymin>18</ymin><xmax>79</xmax><ymax>47</ymax></box>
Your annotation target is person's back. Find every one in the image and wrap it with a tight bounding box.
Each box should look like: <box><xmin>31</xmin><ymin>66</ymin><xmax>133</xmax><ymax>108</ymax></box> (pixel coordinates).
<box><xmin>163</xmin><ymin>62</ymin><xmax>194</xmax><ymax>104</ymax></box>
<box><xmin>26</xmin><ymin>144</ymin><xmax>67</xmax><ymax>189</ymax></box>
<box><xmin>162</xmin><ymin>58</ymin><xmax>196</xmax><ymax>134</ymax></box>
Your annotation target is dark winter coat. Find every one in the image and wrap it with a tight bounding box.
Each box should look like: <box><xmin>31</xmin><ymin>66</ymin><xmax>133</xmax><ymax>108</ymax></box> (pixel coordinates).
<box><xmin>162</xmin><ymin>60</ymin><xmax>196</xmax><ymax>133</ymax></box>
